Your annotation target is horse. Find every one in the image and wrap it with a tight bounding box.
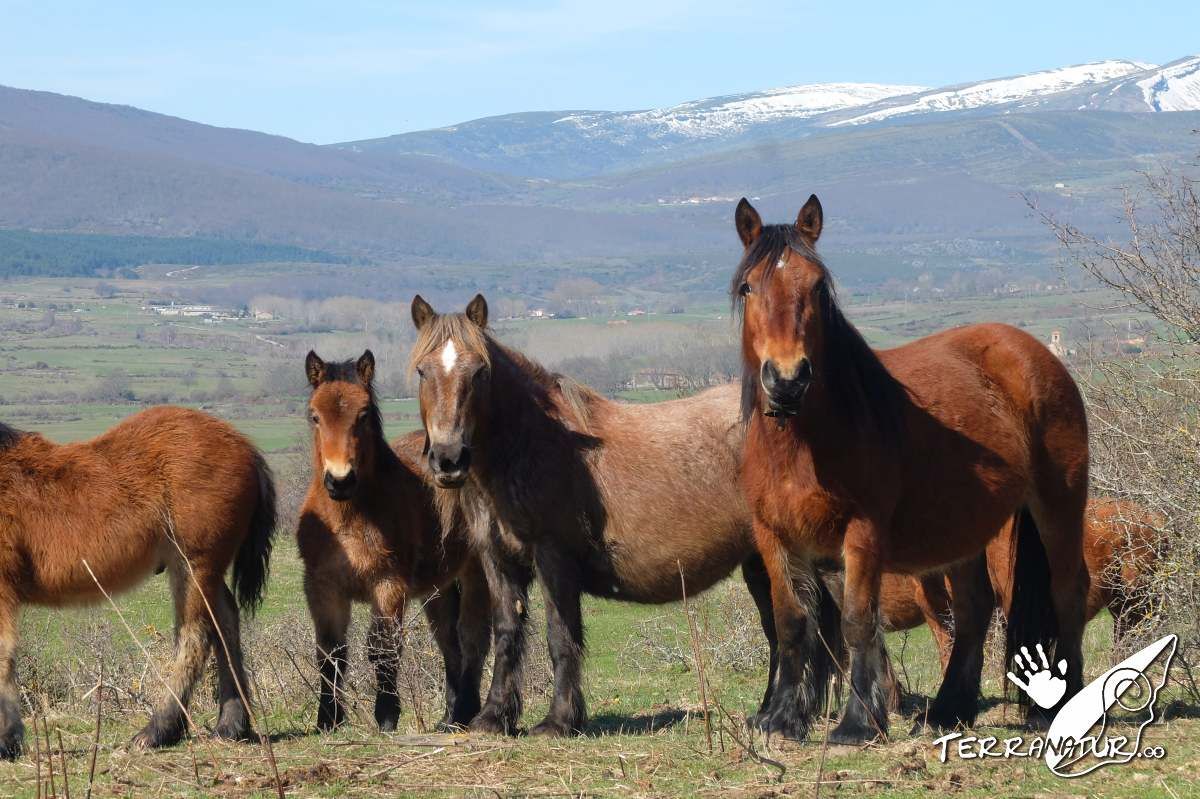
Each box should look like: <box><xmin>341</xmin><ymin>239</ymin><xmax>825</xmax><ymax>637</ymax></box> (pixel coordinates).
<box><xmin>0</xmin><ymin>408</ymin><xmax>276</xmax><ymax>759</ymax></box>
<box><xmin>407</xmin><ymin>295</ymin><xmax>823</xmax><ymax>737</ymax></box>
<box><xmin>731</xmin><ymin>195</ymin><xmax>1090</xmax><ymax>744</ymax></box>
<box><xmin>830</xmin><ymin>498</ymin><xmax>1159</xmax><ymax>713</ymax></box>
<box><xmin>297</xmin><ymin>350</ymin><xmax>492</xmax><ymax>732</ymax></box>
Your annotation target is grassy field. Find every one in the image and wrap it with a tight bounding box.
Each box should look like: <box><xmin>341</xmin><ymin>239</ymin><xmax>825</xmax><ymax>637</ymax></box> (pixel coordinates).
<box><xmin>1</xmin><ymin>273</ymin><xmax>1194</xmax><ymax>797</ymax></box>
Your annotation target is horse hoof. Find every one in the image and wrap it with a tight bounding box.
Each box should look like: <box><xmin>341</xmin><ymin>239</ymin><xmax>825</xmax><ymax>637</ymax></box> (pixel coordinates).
<box><xmin>754</xmin><ymin>710</ymin><xmax>810</xmax><ymax>742</ymax></box>
<box><xmin>316</xmin><ymin>710</ymin><xmax>346</xmax><ymax>734</ymax></box>
<box><xmin>213</xmin><ymin>721</ymin><xmax>255</xmax><ymax>743</ymax></box>
<box><xmin>377</xmin><ymin>717</ymin><xmax>398</xmax><ymax>733</ymax></box>
<box><xmin>1025</xmin><ymin>706</ymin><xmax>1054</xmax><ymax>732</ymax></box>
<box><xmin>529</xmin><ymin>717</ymin><xmax>576</xmax><ymax>737</ymax></box>
<box><xmin>0</xmin><ymin>735</ymin><xmax>22</xmax><ymax>761</ymax></box>
<box><xmin>469</xmin><ymin>707</ymin><xmax>515</xmax><ymax>736</ymax></box>
<box><xmin>828</xmin><ymin>719</ymin><xmax>880</xmax><ymax>746</ymax></box>
<box><xmin>132</xmin><ymin>720</ymin><xmax>186</xmax><ymax>750</ymax></box>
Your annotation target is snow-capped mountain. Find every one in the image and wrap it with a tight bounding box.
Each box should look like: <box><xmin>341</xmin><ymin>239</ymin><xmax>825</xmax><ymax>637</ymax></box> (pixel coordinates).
<box><xmin>337</xmin><ymin>55</ymin><xmax>1200</xmax><ymax>178</ymax></box>
<box><xmin>555</xmin><ymin>82</ymin><xmax>926</xmax><ymax>140</ymax></box>
<box><xmin>830</xmin><ymin>60</ymin><xmax>1154</xmax><ymax>126</ymax></box>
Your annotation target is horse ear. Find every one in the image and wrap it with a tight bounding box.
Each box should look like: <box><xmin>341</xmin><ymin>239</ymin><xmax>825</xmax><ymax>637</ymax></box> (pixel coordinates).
<box><xmin>305</xmin><ymin>351</ymin><xmax>325</xmax><ymax>388</ymax></box>
<box><xmin>796</xmin><ymin>194</ymin><xmax>823</xmax><ymax>243</ymax></box>
<box><xmin>735</xmin><ymin>198</ymin><xmax>762</xmax><ymax>247</ymax></box>
<box><xmin>411</xmin><ymin>295</ymin><xmax>435</xmax><ymax>330</ymax></box>
<box><xmin>356</xmin><ymin>349</ymin><xmax>375</xmax><ymax>386</ymax></box>
<box><xmin>465</xmin><ymin>294</ymin><xmax>488</xmax><ymax>328</ymax></box>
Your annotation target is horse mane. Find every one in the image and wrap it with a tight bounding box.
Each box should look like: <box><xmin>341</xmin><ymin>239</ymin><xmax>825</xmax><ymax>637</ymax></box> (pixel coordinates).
<box><xmin>411</xmin><ymin>311</ymin><xmax>600</xmax><ymax>432</ymax></box>
<box><xmin>409</xmin><ymin>313</ymin><xmax>492</xmax><ymax>374</ymax></box>
<box><xmin>731</xmin><ymin>224</ymin><xmax>906</xmax><ymax>437</ymax></box>
<box><xmin>314</xmin><ymin>359</ymin><xmax>386</xmax><ymax>443</ymax></box>
<box><xmin>0</xmin><ymin>421</ymin><xmax>23</xmax><ymax>450</ymax></box>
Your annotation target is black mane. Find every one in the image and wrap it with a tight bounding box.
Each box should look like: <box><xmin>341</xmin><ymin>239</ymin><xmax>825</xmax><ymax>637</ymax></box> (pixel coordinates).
<box><xmin>0</xmin><ymin>422</ymin><xmax>22</xmax><ymax>451</ymax></box>
<box><xmin>731</xmin><ymin>224</ymin><xmax>906</xmax><ymax>438</ymax></box>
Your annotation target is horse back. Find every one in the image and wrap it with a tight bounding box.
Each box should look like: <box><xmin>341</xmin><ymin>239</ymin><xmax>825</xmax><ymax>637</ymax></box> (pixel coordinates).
<box><xmin>2</xmin><ymin>405</ymin><xmax>264</xmax><ymax>605</ymax></box>
<box><xmin>579</xmin><ymin>383</ymin><xmax>754</xmax><ymax>601</ymax></box>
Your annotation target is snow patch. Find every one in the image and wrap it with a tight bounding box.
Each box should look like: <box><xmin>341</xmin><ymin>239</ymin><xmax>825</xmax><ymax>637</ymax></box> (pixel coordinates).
<box><xmin>1137</xmin><ymin>56</ymin><xmax>1200</xmax><ymax>111</ymax></box>
<box><xmin>833</xmin><ymin>60</ymin><xmax>1154</xmax><ymax>126</ymax></box>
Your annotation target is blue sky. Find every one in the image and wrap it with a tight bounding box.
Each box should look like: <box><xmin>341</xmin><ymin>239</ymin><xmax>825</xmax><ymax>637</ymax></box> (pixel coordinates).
<box><xmin>2</xmin><ymin>0</ymin><xmax>1197</xmax><ymax>143</ymax></box>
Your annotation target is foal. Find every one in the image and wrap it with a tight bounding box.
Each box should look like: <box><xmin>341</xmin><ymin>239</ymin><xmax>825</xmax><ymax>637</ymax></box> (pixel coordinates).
<box><xmin>297</xmin><ymin>350</ymin><xmax>491</xmax><ymax>732</ymax></box>
<box><xmin>409</xmin><ymin>296</ymin><xmax>806</xmax><ymax>737</ymax></box>
<box><xmin>0</xmin><ymin>408</ymin><xmax>276</xmax><ymax>758</ymax></box>
<box><xmin>732</xmin><ymin>196</ymin><xmax>1089</xmax><ymax>743</ymax></box>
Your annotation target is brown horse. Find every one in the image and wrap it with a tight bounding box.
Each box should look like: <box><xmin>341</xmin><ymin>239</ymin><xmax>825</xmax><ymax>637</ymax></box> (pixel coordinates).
<box><xmin>732</xmin><ymin>195</ymin><xmax>1090</xmax><ymax>743</ymax></box>
<box><xmin>0</xmin><ymin>408</ymin><xmax>276</xmax><ymax>758</ymax></box>
<box><xmin>407</xmin><ymin>295</ymin><xmax>817</xmax><ymax>737</ymax></box>
<box><xmin>297</xmin><ymin>351</ymin><xmax>492</xmax><ymax>732</ymax></box>
<box><xmin>833</xmin><ymin>498</ymin><xmax>1159</xmax><ymax>711</ymax></box>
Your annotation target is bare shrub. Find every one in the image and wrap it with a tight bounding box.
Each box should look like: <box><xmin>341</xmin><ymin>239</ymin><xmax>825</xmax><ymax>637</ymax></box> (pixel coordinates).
<box><xmin>1035</xmin><ymin>154</ymin><xmax>1200</xmax><ymax>700</ymax></box>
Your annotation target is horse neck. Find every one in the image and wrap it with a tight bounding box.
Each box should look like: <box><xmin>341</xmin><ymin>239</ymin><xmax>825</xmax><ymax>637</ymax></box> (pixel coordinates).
<box><xmin>477</xmin><ymin>342</ymin><xmax>583</xmax><ymax>484</ymax></box>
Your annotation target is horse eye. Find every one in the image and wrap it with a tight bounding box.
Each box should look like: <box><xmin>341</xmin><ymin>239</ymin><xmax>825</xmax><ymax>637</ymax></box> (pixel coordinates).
<box><xmin>416</xmin><ymin>367</ymin><xmax>426</xmax><ymax>379</ymax></box>
<box><xmin>739</xmin><ymin>282</ymin><xmax>752</xmax><ymax>297</ymax></box>
<box><xmin>309</xmin><ymin>413</ymin><xmax>319</xmax><ymax>425</ymax></box>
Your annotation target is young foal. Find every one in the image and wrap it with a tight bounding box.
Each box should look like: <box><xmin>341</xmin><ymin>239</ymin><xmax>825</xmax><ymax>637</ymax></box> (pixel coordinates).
<box><xmin>408</xmin><ymin>296</ymin><xmax>807</xmax><ymax>737</ymax></box>
<box><xmin>732</xmin><ymin>196</ymin><xmax>1090</xmax><ymax>744</ymax></box>
<box><xmin>0</xmin><ymin>408</ymin><xmax>276</xmax><ymax>758</ymax></box>
<box><xmin>297</xmin><ymin>351</ymin><xmax>491</xmax><ymax>732</ymax></box>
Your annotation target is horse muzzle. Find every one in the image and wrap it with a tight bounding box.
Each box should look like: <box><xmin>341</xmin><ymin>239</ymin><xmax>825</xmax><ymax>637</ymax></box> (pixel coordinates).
<box><xmin>429</xmin><ymin>442</ymin><xmax>472</xmax><ymax>488</ymax></box>
<box><xmin>761</xmin><ymin>358</ymin><xmax>812</xmax><ymax>417</ymax></box>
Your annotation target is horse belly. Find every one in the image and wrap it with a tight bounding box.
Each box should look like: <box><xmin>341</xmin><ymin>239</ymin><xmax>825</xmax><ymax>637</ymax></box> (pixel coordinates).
<box><xmin>25</xmin><ymin>525</ymin><xmax>164</xmax><ymax>606</ymax></box>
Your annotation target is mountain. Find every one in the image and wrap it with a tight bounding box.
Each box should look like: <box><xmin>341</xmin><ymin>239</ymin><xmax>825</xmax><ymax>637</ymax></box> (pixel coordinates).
<box><xmin>338</xmin><ymin>82</ymin><xmax>924</xmax><ymax>178</ymax></box>
<box><xmin>1</xmin><ymin>56</ymin><xmax>1199</xmax><ymax>295</ymax></box>
<box><xmin>336</xmin><ymin>57</ymin><xmax>1200</xmax><ymax>179</ymax></box>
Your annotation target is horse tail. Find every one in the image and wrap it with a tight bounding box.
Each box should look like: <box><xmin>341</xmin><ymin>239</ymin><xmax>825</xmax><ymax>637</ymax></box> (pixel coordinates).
<box><xmin>1004</xmin><ymin>505</ymin><xmax>1057</xmax><ymax>704</ymax></box>
<box><xmin>232</xmin><ymin>450</ymin><xmax>277</xmax><ymax>616</ymax></box>
<box><xmin>805</xmin><ymin>568</ymin><xmax>846</xmax><ymax>710</ymax></box>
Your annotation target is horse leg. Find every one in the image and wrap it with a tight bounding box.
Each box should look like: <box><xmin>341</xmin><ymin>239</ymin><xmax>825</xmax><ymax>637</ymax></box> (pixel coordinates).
<box><xmin>0</xmin><ymin>593</ymin><xmax>23</xmax><ymax>760</ymax></box>
<box><xmin>470</xmin><ymin>547</ymin><xmax>533</xmax><ymax>736</ymax></box>
<box><xmin>917</xmin><ymin>554</ymin><xmax>993</xmax><ymax>733</ymax></box>
<box><xmin>452</xmin><ymin>559</ymin><xmax>492</xmax><ymax>726</ymax></box>
<box><xmin>829</xmin><ymin>521</ymin><xmax>889</xmax><ymax>745</ymax></box>
<box><xmin>211</xmin><ymin>583</ymin><xmax>255</xmax><ymax>741</ymax></box>
<box><xmin>530</xmin><ymin>545</ymin><xmax>586</xmax><ymax>737</ymax></box>
<box><xmin>422</xmin><ymin>584</ymin><xmax>465</xmax><ymax>730</ymax></box>
<box><xmin>368</xmin><ymin>582</ymin><xmax>406</xmax><ymax>732</ymax></box>
<box><xmin>1028</xmin><ymin>496</ymin><xmax>1089</xmax><ymax>726</ymax></box>
<box><xmin>913</xmin><ymin>574</ymin><xmax>954</xmax><ymax>671</ymax></box>
<box><xmin>307</xmin><ymin>574</ymin><xmax>351</xmax><ymax>732</ymax></box>
<box><xmin>133</xmin><ymin>565</ymin><xmax>215</xmax><ymax>749</ymax></box>
<box><xmin>741</xmin><ymin>554</ymin><xmax>778</xmax><ymax>726</ymax></box>
<box><xmin>753</xmin><ymin>522</ymin><xmax>829</xmax><ymax>741</ymax></box>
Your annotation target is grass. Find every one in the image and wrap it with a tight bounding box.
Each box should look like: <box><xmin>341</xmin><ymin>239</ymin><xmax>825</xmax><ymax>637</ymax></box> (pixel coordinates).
<box><xmin>4</xmin><ymin>538</ymin><xmax>1198</xmax><ymax>797</ymax></box>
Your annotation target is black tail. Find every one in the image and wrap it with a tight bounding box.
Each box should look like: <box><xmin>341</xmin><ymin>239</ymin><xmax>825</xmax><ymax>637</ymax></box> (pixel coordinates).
<box><xmin>1004</xmin><ymin>506</ymin><xmax>1057</xmax><ymax>704</ymax></box>
<box><xmin>232</xmin><ymin>450</ymin><xmax>277</xmax><ymax>616</ymax></box>
<box><xmin>805</xmin><ymin>569</ymin><xmax>847</xmax><ymax>711</ymax></box>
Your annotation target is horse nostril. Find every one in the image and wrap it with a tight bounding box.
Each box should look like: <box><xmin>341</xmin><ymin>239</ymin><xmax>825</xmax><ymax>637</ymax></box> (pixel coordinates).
<box><xmin>324</xmin><ymin>469</ymin><xmax>357</xmax><ymax>495</ymax></box>
<box><xmin>796</xmin><ymin>358</ymin><xmax>812</xmax><ymax>382</ymax></box>
<box><xmin>760</xmin><ymin>360</ymin><xmax>781</xmax><ymax>393</ymax></box>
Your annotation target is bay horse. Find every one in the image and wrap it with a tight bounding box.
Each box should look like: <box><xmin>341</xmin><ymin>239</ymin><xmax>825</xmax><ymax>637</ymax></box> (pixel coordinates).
<box><xmin>297</xmin><ymin>350</ymin><xmax>492</xmax><ymax>732</ymax></box>
<box><xmin>832</xmin><ymin>498</ymin><xmax>1159</xmax><ymax>712</ymax></box>
<box><xmin>0</xmin><ymin>408</ymin><xmax>276</xmax><ymax>759</ymax></box>
<box><xmin>407</xmin><ymin>295</ymin><xmax>826</xmax><ymax>737</ymax></box>
<box><xmin>731</xmin><ymin>195</ymin><xmax>1090</xmax><ymax>744</ymax></box>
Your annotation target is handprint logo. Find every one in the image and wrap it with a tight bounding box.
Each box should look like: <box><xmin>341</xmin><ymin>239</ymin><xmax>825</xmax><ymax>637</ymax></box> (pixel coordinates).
<box><xmin>1007</xmin><ymin>643</ymin><xmax>1068</xmax><ymax>709</ymax></box>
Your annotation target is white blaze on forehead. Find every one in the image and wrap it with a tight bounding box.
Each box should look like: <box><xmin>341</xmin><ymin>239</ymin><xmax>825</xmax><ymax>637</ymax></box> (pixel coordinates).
<box><xmin>440</xmin><ymin>339</ymin><xmax>458</xmax><ymax>372</ymax></box>
<box><xmin>324</xmin><ymin>459</ymin><xmax>352</xmax><ymax>479</ymax></box>
<box><xmin>776</xmin><ymin>255</ymin><xmax>789</xmax><ymax>270</ymax></box>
